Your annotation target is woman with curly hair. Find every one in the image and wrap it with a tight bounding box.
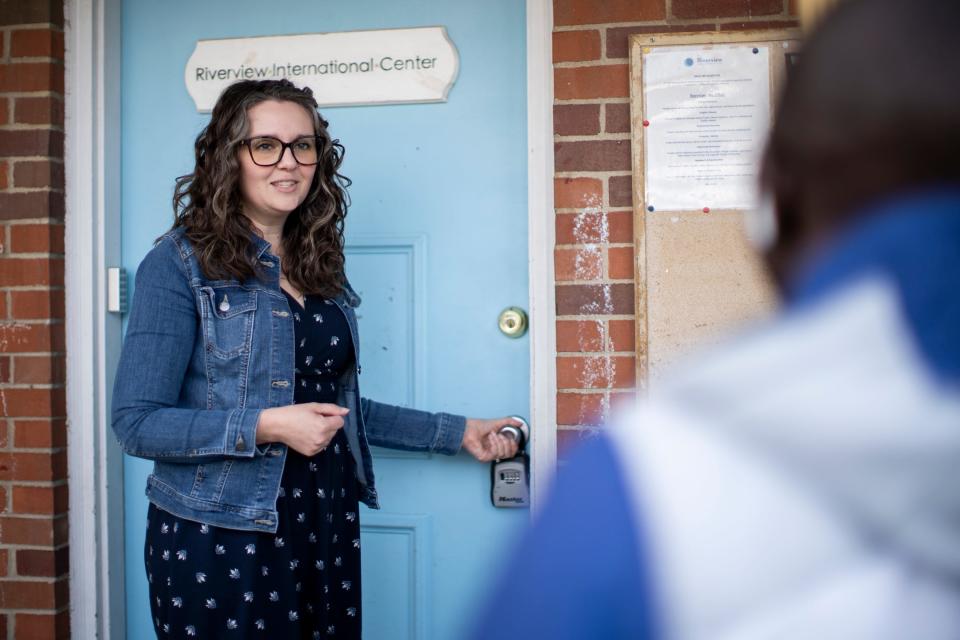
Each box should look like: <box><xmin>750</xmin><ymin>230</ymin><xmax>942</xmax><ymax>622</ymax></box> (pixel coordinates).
<box><xmin>112</xmin><ymin>79</ymin><xmax>519</xmax><ymax>639</ymax></box>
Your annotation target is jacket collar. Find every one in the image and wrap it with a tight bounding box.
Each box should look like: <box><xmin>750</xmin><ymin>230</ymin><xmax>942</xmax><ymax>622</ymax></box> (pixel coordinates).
<box><xmin>249</xmin><ymin>231</ymin><xmax>274</xmax><ymax>259</ymax></box>
<box><xmin>787</xmin><ymin>187</ymin><xmax>960</xmax><ymax>384</ymax></box>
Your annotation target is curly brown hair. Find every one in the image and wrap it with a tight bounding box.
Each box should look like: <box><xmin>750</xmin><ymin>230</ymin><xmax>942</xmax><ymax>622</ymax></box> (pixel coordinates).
<box><xmin>171</xmin><ymin>79</ymin><xmax>351</xmax><ymax>297</ymax></box>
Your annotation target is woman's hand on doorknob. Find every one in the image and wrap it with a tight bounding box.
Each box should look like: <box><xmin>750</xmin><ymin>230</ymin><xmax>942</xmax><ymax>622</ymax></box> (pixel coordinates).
<box><xmin>462</xmin><ymin>417</ymin><xmax>522</xmax><ymax>462</ymax></box>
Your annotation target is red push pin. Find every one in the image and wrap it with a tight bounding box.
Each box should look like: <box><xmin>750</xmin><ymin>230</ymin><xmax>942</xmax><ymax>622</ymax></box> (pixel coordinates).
<box><xmin>642</xmin><ymin>120</ymin><xmax>650</xmax><ymax>127</ymax></box>
<box><xmin>702</xmin><ymin>206</ymin><xmax>710</xmax><ymax>213</ymax></box>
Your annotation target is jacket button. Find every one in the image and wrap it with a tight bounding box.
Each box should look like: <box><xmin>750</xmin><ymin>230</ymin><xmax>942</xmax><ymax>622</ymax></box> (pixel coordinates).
<box><xmin>236</xmin><ymin>434</ymin><xmax>246</xmax><ymax>451</ymax></box>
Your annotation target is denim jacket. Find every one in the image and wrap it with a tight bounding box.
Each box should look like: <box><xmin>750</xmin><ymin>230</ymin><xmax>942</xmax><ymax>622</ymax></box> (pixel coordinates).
<box><xmin>112</xmin><ymin>228</ymin><xmax>466</xmax><ymax>533</ymax></box>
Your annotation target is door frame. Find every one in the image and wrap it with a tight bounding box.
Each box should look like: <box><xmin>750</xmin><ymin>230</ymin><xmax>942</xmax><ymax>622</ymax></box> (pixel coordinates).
<box><xmin>64</xmin><ymin>1</ymin><xmax>555</xmax><ymax>637</ymax></box>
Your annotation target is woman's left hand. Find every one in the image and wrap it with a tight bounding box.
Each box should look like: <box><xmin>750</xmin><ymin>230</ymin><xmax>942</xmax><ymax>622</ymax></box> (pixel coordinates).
<box><xmin>462</xmin><ymin>417</ymin><xmax>523</xmax><ymax>462</ymax></box>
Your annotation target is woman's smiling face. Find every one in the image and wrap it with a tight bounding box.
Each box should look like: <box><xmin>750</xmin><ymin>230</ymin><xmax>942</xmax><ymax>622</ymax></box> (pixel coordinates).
<box><xmin>238</xmin><ymin>99</ymin><xmax>318</xmax><ymax>227</ymax></box>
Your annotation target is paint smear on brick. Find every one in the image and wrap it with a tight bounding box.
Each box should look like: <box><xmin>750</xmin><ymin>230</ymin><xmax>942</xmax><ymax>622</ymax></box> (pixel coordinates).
<box><xmin>568</xmin><ymin>195</ymin><xmax>617</xmax><ymax>410</ymax></box>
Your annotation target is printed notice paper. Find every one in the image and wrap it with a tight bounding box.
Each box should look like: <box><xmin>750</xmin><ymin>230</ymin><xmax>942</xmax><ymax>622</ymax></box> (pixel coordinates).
<box><xmin>643</xmin><ymin>45</ymin><xmax>770</xmax><ymax>211</ymax></box>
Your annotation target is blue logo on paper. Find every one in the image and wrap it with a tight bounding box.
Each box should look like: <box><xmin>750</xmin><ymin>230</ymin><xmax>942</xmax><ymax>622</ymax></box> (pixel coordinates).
<box><xmin>684</xmin><ymin>58</ymin><xmax>694</xmax><ymax>67</ymax></box>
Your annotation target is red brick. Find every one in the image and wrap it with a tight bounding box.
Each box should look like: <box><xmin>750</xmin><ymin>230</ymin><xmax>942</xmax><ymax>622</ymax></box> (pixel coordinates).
<box><xmin>16</xmin><ymin>547</ymin><xmax>68</xmax><ymax>577</ymax></box>
<box><xmin>554</xmin><ymin>103</ymin><xmax>600</xmax><ymax>136</ymax></box>
<box><xmin>13</xmin><ymin>96</ymin><xmax>63</xmax><ymax>127</ymax></box>
<box><xmin>0</xmin><ymin>516</ymin><xmax>63</xmax><ymax>546</ymax></box>
<box><xmin>0</xmin><ymin>258</ymin><xmax>63</xmax><ymax>286</ymax></box>
<box><xmin>609</xmin><ymin>175</ymin><xmax>634</xmax><ymax>207</ymax></box>
<box><xmin>672</xmin><ymin>0</ymin><xmax>782</xmax><ymax>19</ymax></box>
<box><xmin>14</xmin><ymin>610</ymin><xmax>70</xmax><ymax>638</ymax></box>
<box><xmin>610</xmin><ymin>389</ymin><xmax>639</xmax><ymax>416</ymax></box>
<box><xmin>556</xmin><ymin>210</ymin><xmax>633</xmax><ymax>245</ymax></box>
<box><xmin>555</xmin><ymin>246</ymin><xmax>603</xmax><ymax>281</ymax></box>
<box><xmin>0</xmin><ymin>323</ymin><xmax>64</xmax><ymax>353</ymax></box>
<box><xmin>555</xmin><ymin>0</ymin><xmax>666</xmax><ymax>26</ymax></box>
<box><xmin>10</xmin><ymin>28</ymin><xmax>64</xmax><ymax>59</ymax></box>
<box><xmin>552</xmin><ymin>29</ymin><xmax>601</xmax><ymax>63</ymax></box>
<box><xmin>0</xmin><ymin>191</ymin><xmax>65</xmax><ymax>221</ymax></box>
<box><xmin>10</xmin><ymin>290</ymin><xmax>65</xmax><ymax>320</ymax></box>
<box><xmin>0</xmin><ymin>357</ymin><xmax>8</xmax><ymax>383</ymax></box>
<box><xmin>0</xmin><ymin>130</ymin><xmax>64</xmax><ymax>157</ymax></box>
<box><xmin>559</xmin><ymin>356</ymin><xmax>605</xmax><ymax>389</ymax></box>
<box><xmin>0</xmin><ymin>548</ymin><xmax>7</xmax><ymax>576</ymax></box>
<box><xmin>557</xmin><ymin>393</ymin><xmax>604</xmax><ymax>426</ymax></box>
<box><xmin>0</xmin><ymin>451</ymin><xmax>67</xmax><ymax>483</ymax></box>
<box><xmin>606</xmin><ymin>24</ymin><xmax>716</xmax><ymax>59</ymax></box>
<box><xmin>12</xmin><ymin>162</ymin><xmax>64</xmax><ymax>191</ymax></box>
<box><xmin>0</xmin><ymin>292</ymin><xmax>7</xmax><ymax>319</ymax></box>
<box><xmin>0</xmin><ymin>161</ymin><xmax>8</xmax><ymax>189</ymax></box>
<box><xmin>0</xmin><ymin>98</ymin><xmax>7</xmax><ymax>126</ymax></box>
<box><xmin>608</xmin><ymin>246</ymin><xmax>635</xmax><ymax>279</ymax></box>
<box><xmin>613</xmin><ymin>356</ymin><xmax>637</xmax><ymax>387</ymax></box>
<box><xmin>13</xmin><ymin>355</ymin><xmax>65</xmax><ymax>384</ymax></box>
<box><xmin>556</xmin><ymin>283</ymin><xmax>634</xmax><ymax>315</ymax></box>
<box><xmin>12</xmin><ymin>485</ymin><xmax>67</xmax><ymax>516</ymax></box>
<box><xmin>719</xmin><ymin>19</ymin><xmax>799</xmax><ymax>30</ymax></box>
<box><xmin>556</xmin><ymin>319</ymin><xmax>603</xmax><ymax>352</ymax></box>
<box><xmin>559</xmin><ymin>356</ymin><xmax>634</xmax><ymax>389</ymax></box>
<box><xmin>607</xmin><ymin>212</ymin><xmax>633</xmax><ymax>244</ymax></box>
<box><xmin>9</xmin><ymin>224</ymin><xmax>64</xmax><ymax>253</ymax></box>
<box><xmin>554</xmin><ymin>177</ymin><xmax>602</xmax><ymax>210</ymax></box>
<box><xmin>557</xmin><ymin>212</ymin><xmax>603</xmax><ymax>245</ymax></box>
<box><xmin>0</xmin><ymin>577</ymin><xmax>67</xmax><ymax>609</ymax></box>
<box><xmin>13</xmin><ymin>419</ymin><xmax>66</xmax><ymax>449</ymax></box>
<box><xmin>555</xmin><ymin>139</ymin><xmax>631</xmax><ymax>172</ymax></box>
<box><xmin>0</xmin><ymin>485</ymin><xmax>7</xmax><ymax>513</ymax></box>
<box><xmin>605</xmin><ymin>103</ymin><xmax>631</xmax><ymax>133</ymax></box>
<box><xmin>0</xmin><ymin>387</ymin><xmax>66</xmax><ymax>419</ymax></box>
<box><xmin>609</xmin><ymin>319</ymin><xmax>636</xmax><ymax>352</ymax></box>
<box><xmin>0</xmin><ymin>62</ymin><xmax>64</xmax><ymax>93</ymax></box>
<box><xmin>555</xmin><ymin>65</ymin><xmax>629</xmax><ymax>100</ymax></box>
<box><xmin>0</xmin><ymin>1</ymin><xmax>64</xmax><ymax>26</ymax></box>
<box><xmin>788</xmin><ymin>0</ymin><xmax>797</xmax><ymax>15</ymax></box>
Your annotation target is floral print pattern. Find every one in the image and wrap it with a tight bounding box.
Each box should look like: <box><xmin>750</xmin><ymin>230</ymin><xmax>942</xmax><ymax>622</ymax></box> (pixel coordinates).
<box><xmin>144</xmin><ymin>292</ymin><xmax>360</xmax><ymax>638</ymax></box>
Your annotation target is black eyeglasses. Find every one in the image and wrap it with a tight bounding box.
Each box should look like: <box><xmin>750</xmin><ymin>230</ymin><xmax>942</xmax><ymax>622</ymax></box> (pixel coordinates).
<box><xmin>240</xmin><ymin>136</ymin><xmax>321</xmax><ymax>166</ymax></box>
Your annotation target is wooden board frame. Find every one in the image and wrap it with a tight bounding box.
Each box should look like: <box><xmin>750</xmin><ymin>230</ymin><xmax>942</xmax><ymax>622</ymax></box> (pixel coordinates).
<box><xmin>628</xmin><ymin>30</ymin><xmax>801</xmax><ymax>389</ymax></box>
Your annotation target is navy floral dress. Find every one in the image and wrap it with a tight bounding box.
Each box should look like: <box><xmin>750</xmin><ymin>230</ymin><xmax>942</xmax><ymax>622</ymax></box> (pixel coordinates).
<box><xmin>145</xmin><ymin>292</ymin><xmax>362</xmax><ymax>639</ymax></box>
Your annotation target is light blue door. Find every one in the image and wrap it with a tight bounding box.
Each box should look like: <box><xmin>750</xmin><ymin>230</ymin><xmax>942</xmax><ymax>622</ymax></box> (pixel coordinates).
<box><xmin>120</xmin><ymin>2</ymin><xmax>528</xmax><ymax>639</ymax></box>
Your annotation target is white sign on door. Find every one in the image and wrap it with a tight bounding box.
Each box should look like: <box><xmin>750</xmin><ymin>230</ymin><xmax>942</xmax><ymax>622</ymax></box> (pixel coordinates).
<box><xmin>185</xmin><ymin>27</ymin><xmax>460</xmax><ymax>111</ymax></box>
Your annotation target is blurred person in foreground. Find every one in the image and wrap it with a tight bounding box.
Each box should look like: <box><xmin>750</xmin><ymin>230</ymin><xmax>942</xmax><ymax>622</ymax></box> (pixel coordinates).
<box><xmin>471</xmin><ymin>0</ymin><xmax>960</xmax><ymax>637</ymax></box>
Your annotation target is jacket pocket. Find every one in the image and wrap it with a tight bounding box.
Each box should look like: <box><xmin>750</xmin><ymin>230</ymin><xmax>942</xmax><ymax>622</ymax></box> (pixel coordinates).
<box><xmin>198</xmin><ymin>285</ymin><xmax>258</xmax><ymax>359</ymax></box>
<box><xmin>189</xmin><ymin>459</ymin><xmax>234</xmax><ymax>503</ymax></box>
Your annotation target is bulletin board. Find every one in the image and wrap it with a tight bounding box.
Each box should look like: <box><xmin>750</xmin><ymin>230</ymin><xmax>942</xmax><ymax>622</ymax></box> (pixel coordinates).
<box><xmin>629</xmin><ymin>31</ymin><xmax>801</xmax><ymax>386</ymax></box>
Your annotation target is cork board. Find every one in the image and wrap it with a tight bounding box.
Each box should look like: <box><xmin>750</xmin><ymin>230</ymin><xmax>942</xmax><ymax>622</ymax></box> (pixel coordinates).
<box><xmin>629</xmin><ymin>31</ymin><xmax>801</xmax><ymax>386</ymax></box>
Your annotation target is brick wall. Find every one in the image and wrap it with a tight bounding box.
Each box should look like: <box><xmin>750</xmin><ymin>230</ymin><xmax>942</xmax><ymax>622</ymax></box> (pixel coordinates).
<box><xmin>553</xmin><ymin>0</ymin><xmax>798</xmax><ymax>454</ymax></box>
<box><xmin>0</xmin><ymin>0</ymin><xmax>69</xmax><ymax>636</ymax></box>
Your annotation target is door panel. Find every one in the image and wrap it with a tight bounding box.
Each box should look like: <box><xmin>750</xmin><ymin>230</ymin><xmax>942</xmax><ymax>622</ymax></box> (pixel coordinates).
<box><xmin>121</xmin><ymin>2</ymin><xmax>528</xmax><ymax>638</ymax></box>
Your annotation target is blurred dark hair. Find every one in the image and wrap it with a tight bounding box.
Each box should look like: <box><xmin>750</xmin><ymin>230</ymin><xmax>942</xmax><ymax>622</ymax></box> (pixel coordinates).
<box><xmin>760</xmin><ymin>0</ymin><xmax>960</xmax><ymax>283</ymax></box>
<box><xmin>172</xmin><ymin>79</ymin><xmax>351</xmax><ymax>297</ymax></box>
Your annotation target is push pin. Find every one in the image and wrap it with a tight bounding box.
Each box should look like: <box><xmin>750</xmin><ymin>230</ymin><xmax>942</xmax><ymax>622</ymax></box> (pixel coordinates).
<box><xmin>219</xmin><ymin>294</ymin><xmax>230</xmax><ymax>313</ymax></box>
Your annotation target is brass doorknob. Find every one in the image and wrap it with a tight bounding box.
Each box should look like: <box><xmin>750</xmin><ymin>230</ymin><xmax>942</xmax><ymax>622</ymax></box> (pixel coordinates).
<box><xmin>498</xmin><ymin>307</ymin><xmax>528</xmax><ymax>338</ymax></box>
